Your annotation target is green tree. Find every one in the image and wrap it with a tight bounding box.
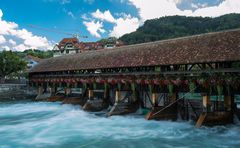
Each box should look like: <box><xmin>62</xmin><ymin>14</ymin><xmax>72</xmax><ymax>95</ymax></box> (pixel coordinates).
<box><xmin>120</xmin><ymin>13</ymin><xmax>240</xmax><ymax>45</ymax></box>
<box><xmin>97</xmin><ymin>37</ymin><xmax>117</xmax><ymax>45</ymax></box>
<box><xmin>0</xmin><ymin>51</ymin><xmax>27</xmax><ymax>83</ymax></box>
<box><xmin>22</xmin><ymin>49</ymin><xmax>53</xmax><ymax>59</ymax></box>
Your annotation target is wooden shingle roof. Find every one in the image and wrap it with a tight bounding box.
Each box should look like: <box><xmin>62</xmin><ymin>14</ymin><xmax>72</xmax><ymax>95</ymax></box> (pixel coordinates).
<box><xmin>30</xmin><ymin>29</ymin><xmax>240</xmax><ymax>73</ymax></box>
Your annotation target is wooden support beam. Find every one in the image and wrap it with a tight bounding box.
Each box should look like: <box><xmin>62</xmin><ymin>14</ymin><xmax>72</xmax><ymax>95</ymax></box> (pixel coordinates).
<box><xmin>197</xmin><ymin>64</ymin><xmax>203</xmax><ymax>70</ymax></box>
<box><xmin>195</xmin><ymin>112</ymin><xmax>207</xmax><ymax>128</ymax></box>
<box><xmin>152</xmin><ymin>93</ymin><xmax>157</xmax><ymax>107</ymax></box>
<box><xmin>38</xmin><ymin>86</ymin><xmax>43</xmax><ymax>96</ymax></box>
<box><xmin>115</xmin><ymin>91</ymin><xmax>121</xmax><ymax>103</ymax></box>
<box><xmin>203</xmin><ymin>95</ymin><xmax>211</xmax><ymax>112</ymax></box>
<box><xmin>188</xmin><ymin>64</ymin><xmax>195</xmax><ymax>71</ymax></box>
<box><xmin>88</xmin><ymin>90</ymin><xmax>94</xmax><ymax>99</ymax></box>
<box><xmin>65</xmin><ymin>87</ymin><xmax>71</xmax><ymax>96</ymax></box>
<box><xmin>207</xmin><ymin>63</ymin><xmax>214</xmax><ymax>69</ymax></box>
<box><xmin>169</xmin><ymin>93</ymin><xmax>177</xmax><ymax>103</ymax></box>
<box><xmin>50</xmin><ymin>86</ymin><xmax>57</xmax><ymax>96</ymax></box>
<box><xmin>224</xmin><ymin>95</ymin><xmax>233</xmax><ymax>111</ymax></box>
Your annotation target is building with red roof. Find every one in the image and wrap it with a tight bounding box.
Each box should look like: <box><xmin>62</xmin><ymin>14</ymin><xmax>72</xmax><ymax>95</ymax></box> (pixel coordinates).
<box><xmin>53</xmin><ymin>38</ymin><xmax>104</xmax><ymax>57</ymax></box>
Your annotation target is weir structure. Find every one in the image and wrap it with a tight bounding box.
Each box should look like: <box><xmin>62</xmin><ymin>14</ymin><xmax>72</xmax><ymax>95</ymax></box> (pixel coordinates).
<box><xmin>29</xmin><ymin>29</ymin><xmax>240</xmax><ymax>127</ymax></box>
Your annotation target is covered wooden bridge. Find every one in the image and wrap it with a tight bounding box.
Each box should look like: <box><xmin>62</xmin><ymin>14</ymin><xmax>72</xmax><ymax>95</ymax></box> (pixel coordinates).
<box><xmin>29</xmin><ymin>29</ymin><xmax>240</xmax><ymax>127</ymax></box>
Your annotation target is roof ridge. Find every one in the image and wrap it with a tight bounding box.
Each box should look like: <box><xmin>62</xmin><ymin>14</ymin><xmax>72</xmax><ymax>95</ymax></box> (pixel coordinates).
<box><xmin>49</xmin><ymin>28</ymin><xmax>240</xmax><ymax>60</ymax></box>
<box><xmin>111</xmin><ymin>28</ymin><xmax>240</xmax><ymax>50</ymax></box>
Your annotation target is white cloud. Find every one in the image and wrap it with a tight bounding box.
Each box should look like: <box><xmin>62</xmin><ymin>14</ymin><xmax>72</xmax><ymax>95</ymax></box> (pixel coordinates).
<box><xmin>9</xmin><ymin>39</ymin><xmax>16</xmax><ymax>45</ymax></box>
<box><xmin>13</xmin><ymin>44</ymin><xmax>30</xmax><ymax>52</ymax></box>
<box><xmin>128</xmin><ymin>0</ymin><xmax>240</xmax><ymax>20</ymax></box>
<box><xmin>0</xmin><ymin>35</ymin><xmax>6</xmax><ymax>44</ymax></box>
<box><xmin>85</xmin><ymin>9</ymin><xmax>140</xmax><ymax>37</ymax></box>
<box><xmin>192</xmin><ymin>0</ymin><xmax>240</xmax><ymax>17</ymax></box>
<box><xmin>83</xmin><ymin>20</ymin><xmax>105</xmax><ymax>38</ymax></box>
<box><xmin>0</xmin><ymin>9</ymin><xmax>2</xmax><ymax>19</ymax></box>
<box><xmin>84</xmin><ymin>0</ymin><xmax>240</xmax><ymax>38</ymax></box>
<box><xmin>0</xmin><ymin>9</ymin><xmax>53</xmax><ymax>51</ymax></box>
<box><xmin>191</xmin><ymin>3</ymin><xmax>199</xmax><ymax>9</ymax></box>
<box><xmin>62</xmin><ymin>8</ymin><xmax>76</xmax><ymax>19</ymax></box>
<box><xmin>110</xmin><ymin>15</ymin><xmax>140</xmax><ymax>37</ymax></box>
<box><xmin>128</xmin><ymin>0</ymin><xmax>191</xmax><ymax>20</ymax></box>
<box><xmin>92</xmin><ymin>9</ymin><xmax>116</xmax><ymax>23</ymax></box>
<box><xmin>172</xmin><ymin>0</ymin><xmax>182</xmax><ymax>4</ymax></box>
<box><xmin>0</xmin><ymin>46</ymin><xmax>10</xmax><ymax>51</ymax></box>
<box><xmin>67</xmin><ymin>11</ymin><xmax>76</xmax><ymax>19</ymax></box>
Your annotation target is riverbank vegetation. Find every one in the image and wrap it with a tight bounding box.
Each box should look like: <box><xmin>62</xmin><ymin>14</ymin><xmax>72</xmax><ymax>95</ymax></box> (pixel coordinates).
<box><xmin>0</xmin><ymin>49</ymin><xmax>53</xmax><ymax>83</ymax></box>
<box><xmin>0</xmin><ymin>51</ymin><xmax>27</xmax><ymax>83</ymax></box>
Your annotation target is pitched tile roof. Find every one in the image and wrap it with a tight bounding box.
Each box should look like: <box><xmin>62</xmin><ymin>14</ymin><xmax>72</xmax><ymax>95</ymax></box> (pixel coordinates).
<box><xmin>30</xmin><ymin>29</ymin><xmax>240</xmax><ymax>73</ymax></box>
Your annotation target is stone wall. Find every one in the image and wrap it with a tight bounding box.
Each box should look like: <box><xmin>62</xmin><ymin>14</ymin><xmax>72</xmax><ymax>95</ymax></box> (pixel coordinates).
<box><xmin>0</xmin><ymin>84</ymin><xmax>37</xmax><ymax>101</ymax></box>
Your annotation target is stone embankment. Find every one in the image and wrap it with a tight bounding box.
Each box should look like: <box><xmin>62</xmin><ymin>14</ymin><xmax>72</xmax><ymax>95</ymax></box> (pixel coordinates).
<box><xmin>0</xmin><ymin>84</ymin><xmax>37</xmax><ymax>101</ymax></box>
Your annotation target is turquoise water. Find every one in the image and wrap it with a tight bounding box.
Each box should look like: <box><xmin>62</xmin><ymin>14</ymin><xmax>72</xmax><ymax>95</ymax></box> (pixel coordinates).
<box><xmin>0</xmin><ymin>101</ymin><xmax>240</xmax><ymax>148</ymax></box>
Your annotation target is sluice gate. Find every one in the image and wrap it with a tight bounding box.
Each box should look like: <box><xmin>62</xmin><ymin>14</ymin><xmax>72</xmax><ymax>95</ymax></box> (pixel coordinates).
<box><xmin>29</xmin><ymin>29</ymin><xmax>240</xmax><ymax>127</ymax></box>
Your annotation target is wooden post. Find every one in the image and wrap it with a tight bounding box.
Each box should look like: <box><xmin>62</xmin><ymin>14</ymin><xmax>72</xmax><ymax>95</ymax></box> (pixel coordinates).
<box><xmin>50</xmin><ymin>86</ymin><xmax>57</xmax><ymax>95</ymax></box>
<box><xmin>170</xmin><ymin>93</ymin><xmax>177</xmax><ymax>103</ymax></box>
<box><xmin>224</xmin><ymin>95</ymin><xmax>233</xmax><ymax>111</ymax></box>
<box><xmin>38</xmin><ymin>86</ymin><xmax>43</xmax><ymax>96</ymax></box>
<box><xmin>104</xmin><ymin>82</ymin><xmax>108</xmax><ymax>99</ymax></box>
<box><xmin>115</xmin><ymin>91</ymin><xmax>121</xmax><ymax>103</ymax></box>
<box><xmin>65</xmin><ymin>87</ymin><xmax>71</xmax><ymax>96</ymax></box>
<box><xmin>203</xmin><ymin>95</ymin><xmax>211</xmax><ymax>112</ymax></box>
<box><xmin>152</xmin><ymin>93</ymin><xmax>157</xmax><ymax>107</ymax></box>
<box><xmin>88</xmin><ymin>89</ymin><xmax>94</xmax><ymax>99</ymax></box>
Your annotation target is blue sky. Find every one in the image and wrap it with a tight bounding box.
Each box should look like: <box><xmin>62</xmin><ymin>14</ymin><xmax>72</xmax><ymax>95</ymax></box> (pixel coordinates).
<box><xmin>0</xmin><ymin>0</ymin><xmax>239</xmax><ymax>51</ymax></box>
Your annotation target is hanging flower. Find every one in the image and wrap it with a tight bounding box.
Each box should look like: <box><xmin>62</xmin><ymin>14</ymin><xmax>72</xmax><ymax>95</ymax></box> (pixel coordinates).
<box><xmin>121</xmin><ymin>78</ymin><xmax>127</xmax><ymax>84</ymax></box>
<box><xmin>96</xmin><ymin>78</ymin><xmax>101</xmax><ymax>83</ymax></box>
<box><xmin>87</xmin><ymin>78</ymin><xmax>93</xmax><ymax>84</ymax></box>
<box><xmin>153</xmin><ymin>78</ymin><xmax>160</xmax><ymax>85</ymax></box>
<box><xmin>164</xmin><ymin>79</ymin><xmax>170</xmax><ymax>85</ymax></box>
<box><xmin>145</xmin><ymin>79</ymin><xmax>153</xmax><ymax>85</ymax></box>
<box><xmin>183</xmin><ymin>80</ymin><xmax>188</xmax><ymax>85</ymax></box>
<box><xmin>71</xmin><ymin>78</ymin><xmax>76</xmax><ymax>84</ymax></box>
<box><xmin>159</xmin><ymin>79</ymin><xmax>165</xmax><ymax>87</ymax></box>
<box><xmin>76</xmin><ymin>78</ymin><xmax>81</xmax><ymax>82</ymax></box>
<box><xmin>80</xmin><ymin>79</ymin><xmax>86</xmax><ymax>83</ymax></box>
<box><xmin>173</xmin><ymin>78</ymin><xmax>182</xmax><ymax>86</ymax></box>
<box><xmin>128</xmin><ymin>78</ymin><xmax>134</xmax><ymax>84</ymax></box>
<box><xmin>108</xmin><ymin>78</ymin><xmax>116</xmax><ymax>85</ymax></box>
<box><xmin>199</xmin><ymin>78</ymin><xmax>209</xmax><ymax>89</ymax></box>
<box><xmin>96</xmin><ymin>78</ymin><xmax>105</xmax><ymax>84</ymax></box>
<box><xmin>136</xmin><ymin>78</ymin><xmax>144</xmax><ymax>84</ymax></box>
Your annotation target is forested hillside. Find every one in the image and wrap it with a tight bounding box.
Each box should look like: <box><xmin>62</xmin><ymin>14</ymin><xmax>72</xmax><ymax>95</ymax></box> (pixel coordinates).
<box><xmin>119</xmin><ymin>13</ymin><xmax>240</xmax><ymax>45</ymax></box>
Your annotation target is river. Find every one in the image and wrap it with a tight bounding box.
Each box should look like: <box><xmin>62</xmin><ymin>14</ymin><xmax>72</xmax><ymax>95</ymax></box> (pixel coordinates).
<box><xmin>0</xmin><ymin>100</ymin><xmax>239</xmax><ymax>148</ymax></box>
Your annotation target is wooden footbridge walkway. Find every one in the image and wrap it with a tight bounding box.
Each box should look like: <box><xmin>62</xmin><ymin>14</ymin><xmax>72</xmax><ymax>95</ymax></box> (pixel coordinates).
<box><xmin>29</xmin><ymin>29</ymin><xmax>240</xmax><ymax>127</ymax></box>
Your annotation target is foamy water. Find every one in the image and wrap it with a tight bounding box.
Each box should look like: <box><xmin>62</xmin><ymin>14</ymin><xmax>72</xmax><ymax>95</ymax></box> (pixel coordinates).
<box><xmin>0</xmin><ymin>100</ymin><xmax>239</xmax><ymax>148</ymax></box>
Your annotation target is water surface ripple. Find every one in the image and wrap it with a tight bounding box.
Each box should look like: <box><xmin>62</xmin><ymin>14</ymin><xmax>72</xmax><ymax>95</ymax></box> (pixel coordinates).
<box><xmin>0</xmin><ymin>101</ymin><xmax>239</xmax><ymax>148</ymax></box>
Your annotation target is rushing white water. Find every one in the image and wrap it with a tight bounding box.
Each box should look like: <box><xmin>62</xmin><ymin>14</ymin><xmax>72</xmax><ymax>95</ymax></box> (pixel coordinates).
<box><xmin>0</xmin><ymin>100</ymin><xmax>239</xmax><ymax>148</ymax></box>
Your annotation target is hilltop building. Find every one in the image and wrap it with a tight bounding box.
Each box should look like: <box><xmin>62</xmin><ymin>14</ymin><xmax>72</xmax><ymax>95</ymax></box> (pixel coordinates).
<box><xmin>53</xmin><ymin>38</ymin><xmax>104</xmax><ymax>57</ymax></box>
<box><xmin>53</xmin><ymin>37</ymin><xmax>124</xmax><ymax>57</ymax></box>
